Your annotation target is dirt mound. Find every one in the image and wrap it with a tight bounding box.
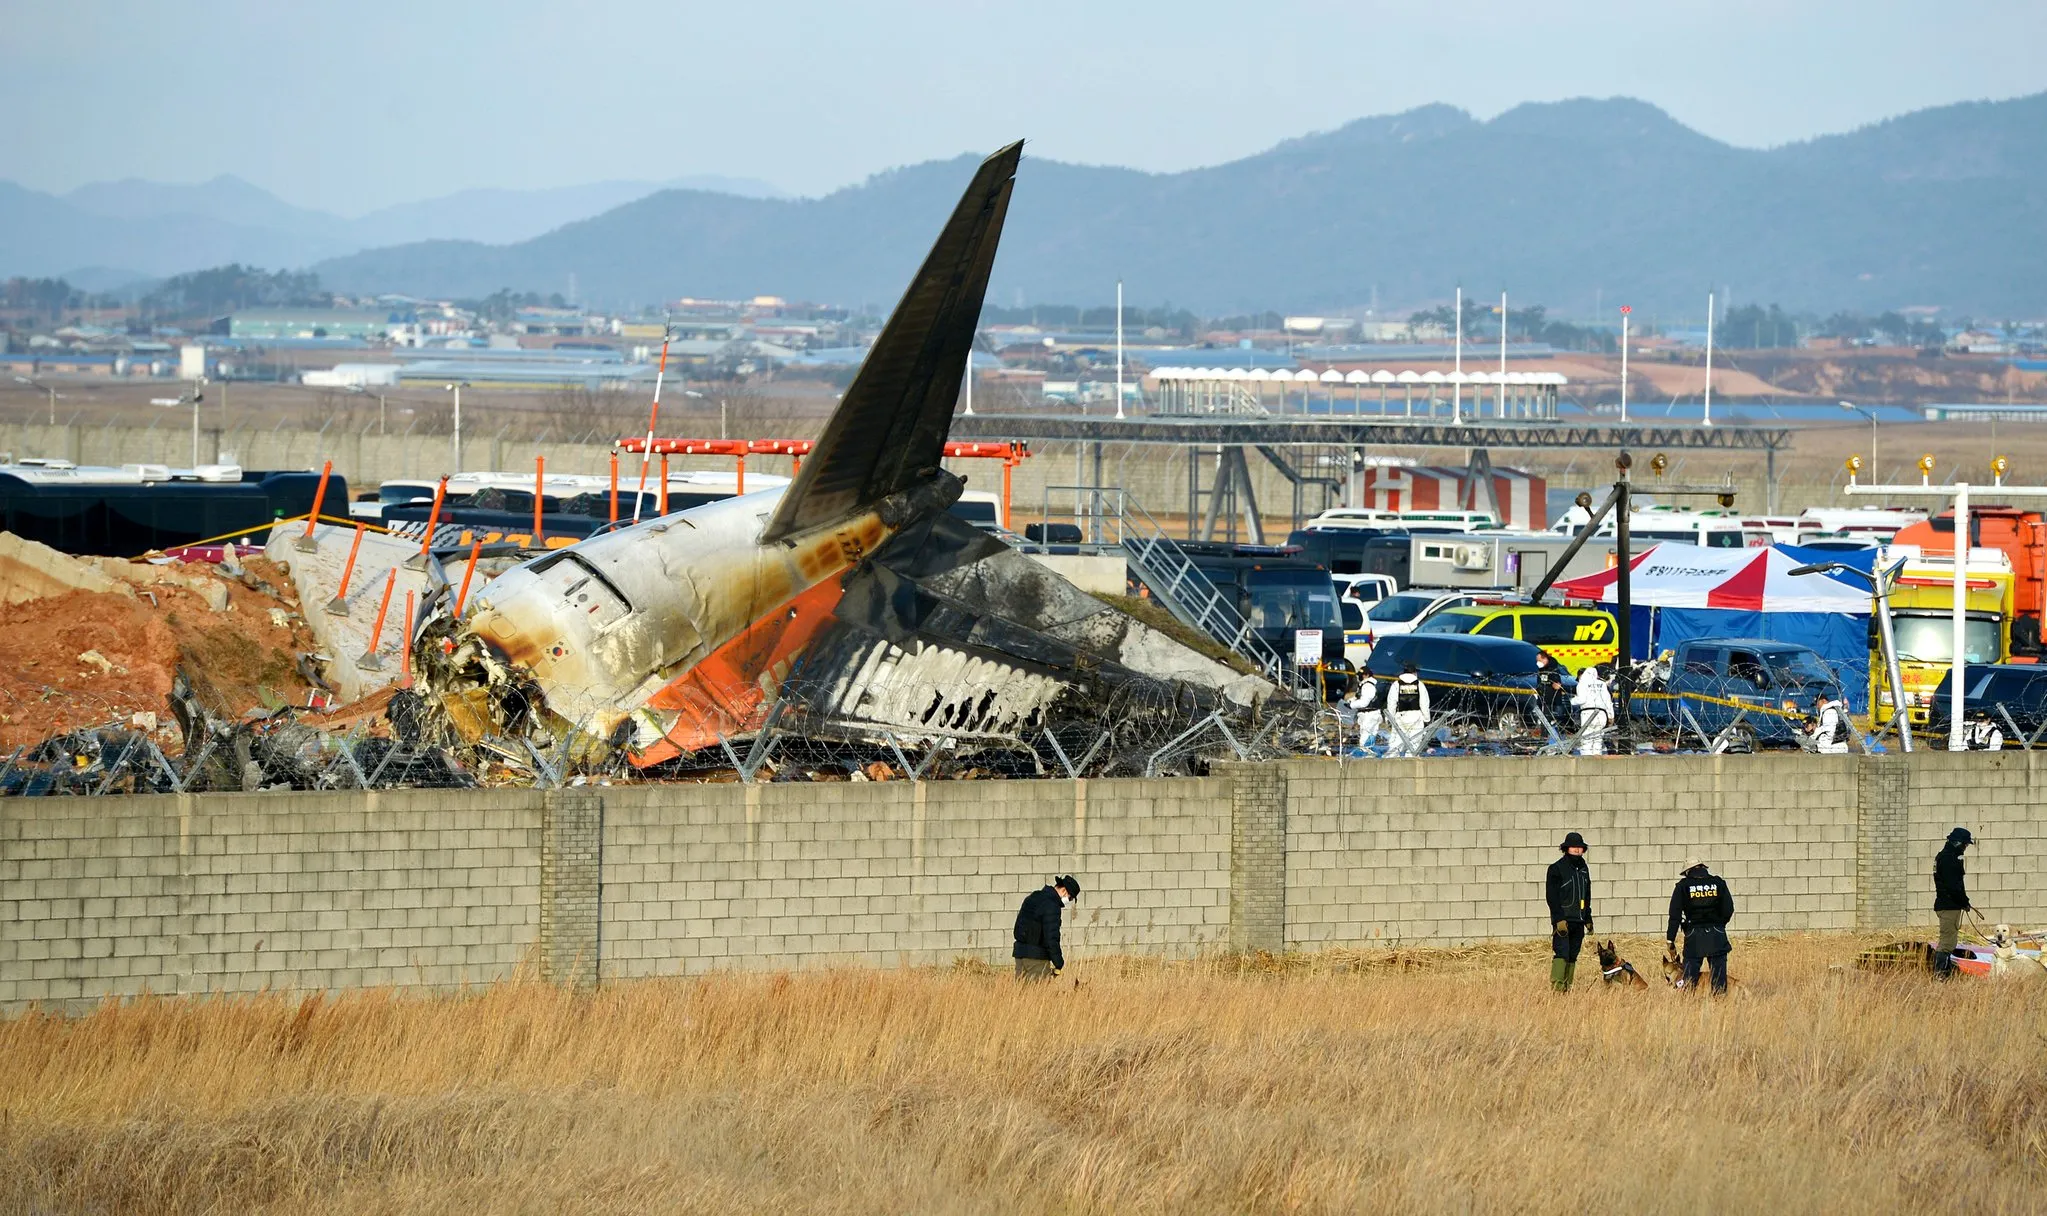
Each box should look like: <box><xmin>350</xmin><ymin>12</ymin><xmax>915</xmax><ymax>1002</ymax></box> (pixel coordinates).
<box><xmin>0</xmin><ymin>556</ymin><xmax>320</xmax><ymax>754</ymax></box>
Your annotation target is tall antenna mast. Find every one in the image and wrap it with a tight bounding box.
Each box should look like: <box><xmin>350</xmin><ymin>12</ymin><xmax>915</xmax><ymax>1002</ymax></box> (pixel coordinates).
<box><xmin>631</xmin><ymin>320</ymin><xmax>673</xmax><ymax>523</ymax></box>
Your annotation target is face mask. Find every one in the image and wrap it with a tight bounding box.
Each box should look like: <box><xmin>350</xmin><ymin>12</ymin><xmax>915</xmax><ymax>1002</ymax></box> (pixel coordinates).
<box><xmin>1058</xmin><ymin>891</ymin><xmax>1072</xmax><ymax>907</ymax></box>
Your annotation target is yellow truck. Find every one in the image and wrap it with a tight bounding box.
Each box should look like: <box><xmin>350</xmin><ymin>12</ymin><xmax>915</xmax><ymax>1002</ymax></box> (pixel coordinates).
<box><xmin>1873</xmin><ymin>550</ymin><xmax>2015</xmax><ymax>727</ymax></box>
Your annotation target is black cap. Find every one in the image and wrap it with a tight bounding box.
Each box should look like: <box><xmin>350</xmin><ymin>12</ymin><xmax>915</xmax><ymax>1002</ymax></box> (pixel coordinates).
<box><xmin>1055</xmin><ymin>875</ymin><xmax>1081</xmax><ymax>898</ymax></box>
<box><xmin>1402</xmin><ymin>661</ymin><xmax>1418</xmax><ymax>674</ymax></box>
<box><xmin>1947</xmin><ymin>827</ymin><xmax>1973</xmax><ymax>847</ymax></box>
<box><xmin>1561</xmin><ymin>831</ymin><xmax>1588</xmax><ymax>852</ymax></box>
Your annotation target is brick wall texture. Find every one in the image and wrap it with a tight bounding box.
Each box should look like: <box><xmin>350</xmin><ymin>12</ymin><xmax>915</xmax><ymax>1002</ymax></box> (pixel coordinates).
<box><xmin>1</xmin><ymin>752</ymin><xmax>2039</xmax><ymax>1008</ymax></box>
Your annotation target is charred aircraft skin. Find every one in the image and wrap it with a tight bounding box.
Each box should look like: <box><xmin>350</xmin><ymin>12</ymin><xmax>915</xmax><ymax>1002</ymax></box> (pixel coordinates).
<box><xmin>417</xmin><ymin>141</ymin><xmax>1022</xmax><ymax>766</ymax></box>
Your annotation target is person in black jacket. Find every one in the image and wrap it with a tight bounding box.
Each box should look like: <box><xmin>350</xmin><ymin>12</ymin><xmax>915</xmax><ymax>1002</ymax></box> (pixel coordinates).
<box><xmin>1666</xmin><ymin>858</ymin><xmax>1735</xmax><ymax>993</ymax></box>
<box><xmin>1545</xmin><ymin>831</ymin><xmax>1594</xmax><ymax>992</ymax></box>
<box><xmin>1013</xmin><ymin>875</ymin><xmax>1080</xmax><ymax>980</ymax></box>
<box><xmin>1933</xmin><ymin>827</ymin><xmax>1974</xmax><ymax>975</ymax></box>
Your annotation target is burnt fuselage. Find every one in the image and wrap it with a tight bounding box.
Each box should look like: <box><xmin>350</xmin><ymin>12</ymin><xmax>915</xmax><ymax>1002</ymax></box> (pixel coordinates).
<box><xmin>440</xmin><ymin>472</ymin><xmax>956</xmax><ymax>759</ymax></box>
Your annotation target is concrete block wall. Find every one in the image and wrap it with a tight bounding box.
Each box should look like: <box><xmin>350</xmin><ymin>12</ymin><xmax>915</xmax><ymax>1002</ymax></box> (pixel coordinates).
<box><xmin>1</xmin><ymin>752</ymin><xmax>2038</xmax><ymax>1010</ymax></box>
<box><xmin>597</xmin><ymin>776</ymin><xmax>1233</xmax><ymax>977</ymax></box>
<box><xmin>0</xmin><ymin>789</ymin><xmax>542</xmax><ymax>1008</ymax></box>
<box><xmin>1904</xmin><ymin>751</ymin><xmax>2045</xmax><ymax>928</ymax></box>
<box><xmin>1281</xmin><ymin>755</ymin><xmax>1866</xmax><ymax>948</ymax></box>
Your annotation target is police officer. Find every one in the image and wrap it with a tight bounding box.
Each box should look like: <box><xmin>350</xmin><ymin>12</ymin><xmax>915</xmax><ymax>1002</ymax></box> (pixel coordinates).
<box><xmin>1545</xmin><ymin>831</ymin><xmax>1594</xmax><ymax>992</ymax></box>
<box><xmin>1809</xmin><ymin>692</ymin><xmax>1850</xmax><ymax>754</ymax></box>
<box><xmin>1666</xmin><ymin>857</ymin><xmax>1736</xmax><ymax>993</ymax></box>
<box><xmin>1572</xmin><ymin>663</ymin><xmax>1614</xmax><ymax>756</ymax></box>
<box><xmin>1349</xmin><ymin>672</ymin><xmax>1385</xmax><ymax>751</ymax></box>
<box><xmin>1965</xmin><ymin>711</ymin><xmax>2004</xmax><ymax>751</ymax></box>
<box><xmin>1385</xmin><ymin>662</ymin><xmax>1431</xmax><ymax>757</ymax></box>
<box><xmin>1933</xmin><ymin>828</ymin><xmax>1973</xmax><ymax>976</ymax></box>
<box><xmin>1012</xmin><ymin>875</ymin><xmax>1080</xmax><ymax>980</ymax></box>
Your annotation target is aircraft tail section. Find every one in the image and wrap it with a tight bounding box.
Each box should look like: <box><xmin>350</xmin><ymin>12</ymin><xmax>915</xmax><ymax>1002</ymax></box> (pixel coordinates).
<box><xmin>760</xmin><ymin>140</ymin><xmax>1021</xmax><ymax>544</ymax></box>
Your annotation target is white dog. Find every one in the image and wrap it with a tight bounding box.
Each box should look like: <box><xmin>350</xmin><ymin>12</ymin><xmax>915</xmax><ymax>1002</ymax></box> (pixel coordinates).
<box><xmin>1988</xmin><ymin>925</ymin><xmax>2046</xmax><ymax>982</ymax></box>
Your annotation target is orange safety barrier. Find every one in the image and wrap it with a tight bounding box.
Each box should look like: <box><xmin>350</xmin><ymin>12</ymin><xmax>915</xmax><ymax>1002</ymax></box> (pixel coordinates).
<box><xmin>614</xmin><ymin>437</ymin><xmax>1030</xmax><ymax>524</ymax></box>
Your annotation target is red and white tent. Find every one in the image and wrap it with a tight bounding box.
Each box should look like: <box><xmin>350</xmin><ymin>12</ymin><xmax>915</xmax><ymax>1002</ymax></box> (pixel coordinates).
<box><xmin>1551</xmin><ymin>543</ymin><xmax>1869</xmax><ymax>613</ymax></box>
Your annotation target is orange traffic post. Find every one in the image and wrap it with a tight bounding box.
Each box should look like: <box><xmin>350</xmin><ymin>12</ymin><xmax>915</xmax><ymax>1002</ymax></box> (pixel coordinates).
<box><xmin>399</xmin><ymin>590</ymin><xmax>415</xmax><ymax>687</ymax></box>
<box><xmin>1002</xmin><ymin>453</ymin><xmax>1015</xmax><ymax>531</ymax></box>
<box><xmin>658</xmin><ymin>454</ymin><xmax>670</xmax><ymax>515</ymax></box>
<box><xmin>453</xmin><ymin>539</ymin><xmax>484</xmax><ymax>617</ymax></box>
<box><xmin>533</xmin><ymin>455</ymin><xmax>545</xmax><ymax>547</ymax></box>
<box><xmin>608</xmin><ymin>451</ymin><xmax>619</xmax><ymax>523</ymax></box>
<box><xmin>295</xmin><ymin>460</ymin><xmax>333</xmax><ymax>551</ymax></box>
<box><xmin>406</xmin><ymin>474</ymin><xmax>449</xmax><ymax>570</ymax></box>
<box><xmin>325</xmin><ymin>524</ymin><xmax>367</xmax><ymax>615</ymax></box>
<box><xmin>736</xmin><ymin>454</ymin><xmax>745</xmax><ymax>495</ymax></box>
<box><xmin>358</xmin><ymin>568</ymin><xmax>399</xmax><ymax>669</ymax></box>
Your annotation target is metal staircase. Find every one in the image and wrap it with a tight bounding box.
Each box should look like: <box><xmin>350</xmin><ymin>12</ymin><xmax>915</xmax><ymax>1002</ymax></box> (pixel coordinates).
<box><xmin>1114</xmin><ymin>495</ymin><xmax>1301</xmax><ymax>695</ymax></box>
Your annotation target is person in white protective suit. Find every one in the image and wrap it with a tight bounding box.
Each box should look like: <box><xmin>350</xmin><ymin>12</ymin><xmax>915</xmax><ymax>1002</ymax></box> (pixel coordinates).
<box><xmin>1572</xmin><ymin>663</ymin><xmax>1614</xmax><ymax>756</ymax></box>
<box><xmin>1385</xmin><ymin>662</ymin><xmax>1431</xmax><ymax>757</ymax></box>
<box><xmin>1809</xmin><ymin>691</ymin><xmax>1851</xmax><ymax>754</ymax></box>
<box><xmin>1349</xmin><ymin>672</ymin><xmax>1385</xmax><ymax>750</ymax></box>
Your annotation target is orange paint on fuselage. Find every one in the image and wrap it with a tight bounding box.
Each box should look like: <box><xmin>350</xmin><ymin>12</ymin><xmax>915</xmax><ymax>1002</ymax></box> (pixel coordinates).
<box><xmin>631</xmin><ymin>576</ymin><xmax>849</xmax><ymax>766</ymax></box>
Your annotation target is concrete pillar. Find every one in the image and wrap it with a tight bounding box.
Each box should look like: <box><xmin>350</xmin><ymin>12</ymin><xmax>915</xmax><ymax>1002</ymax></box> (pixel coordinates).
<box><xmin>1219</xmin><ymin>763</ymin><xmax>1286</xmax><ymax>953</ymax></box>
<box><xmin>1855</xmin><ymin>755</ymin><xmax>1910</xmax><ymax>929</ymax></box>
<box><xmin>540</xmin><ymin>789</ymin><xmax>604</xmax><ymax>987</ymax></box>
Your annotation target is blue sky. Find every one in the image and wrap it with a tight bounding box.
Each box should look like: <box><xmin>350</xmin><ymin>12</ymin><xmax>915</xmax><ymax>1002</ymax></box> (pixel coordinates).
<box><xmin>4</xmin><ymin>0</ymin><xmax>2044</xmax><ymax>214</ymax></box>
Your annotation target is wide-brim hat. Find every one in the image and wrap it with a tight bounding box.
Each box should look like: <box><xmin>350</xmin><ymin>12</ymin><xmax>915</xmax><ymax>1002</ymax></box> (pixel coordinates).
<box><xmin>1055</xmin><ymin>874</ymin><xmax>1082</xmax><ymax>898</ymax></box>
<box><xmin>1560</xmin><ymin>831</ymin><xmax>1588</xmax><ymax>851</ymax></box>
<box><xmin>1678</xmin><ymin>856</ymin><xmax>1704</xmax><ymax>876</ymax></box>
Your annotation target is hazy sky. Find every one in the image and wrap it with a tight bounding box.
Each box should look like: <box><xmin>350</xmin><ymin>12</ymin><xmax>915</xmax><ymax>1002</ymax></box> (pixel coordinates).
<box><xmin>6</xmin><ymin>0</ymin><xmax>2045</xmax><ymax>215</ymax></box>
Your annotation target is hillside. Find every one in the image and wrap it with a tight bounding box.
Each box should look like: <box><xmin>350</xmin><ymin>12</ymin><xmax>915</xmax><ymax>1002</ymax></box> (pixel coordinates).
<box><xmin>308</xmin><ymin>92</ymin><xmax>2047</xmax><ymax>316</ymax></box>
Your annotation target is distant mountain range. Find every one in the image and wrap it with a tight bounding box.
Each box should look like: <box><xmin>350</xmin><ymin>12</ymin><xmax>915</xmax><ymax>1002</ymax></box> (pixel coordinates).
<box><xmin>10</xmin><ymin>93</ymin><xmax>2046</xmax><ymax>316</ymax></box>
<box><xmin>309</xmin><ymin>93</ymin><xmax>2047</xmax><ymax>317</ymax></box>
<box><xmin>0</xmin><ymin>172</ymin><xmax>787</xmax><ymax>288</ymax></box>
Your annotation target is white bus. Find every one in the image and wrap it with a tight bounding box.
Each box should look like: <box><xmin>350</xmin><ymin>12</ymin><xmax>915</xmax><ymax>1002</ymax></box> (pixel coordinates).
<box><xmin>1303</xmin><ymin>507</ymin><xmax>1499</xmax><ymax>533</ymax></box>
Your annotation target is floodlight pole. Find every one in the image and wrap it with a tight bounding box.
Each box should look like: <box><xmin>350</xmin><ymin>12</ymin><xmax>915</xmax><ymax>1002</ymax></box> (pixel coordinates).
<box><xmin>1790</xmin><ymin>558</ymin><xmax>1912</xmax><ymax>752</ymax></box>
<box><xmin>1114</xmin><ymin>279</ymin><xmax>1125</xmax><ymax>421</ymax></box>
<box><xmin>1703</xmin><ymin>292</ymin><xmax>1714</xmax><ymax>429</ymax></box>
<box><xmin>1452</xmin><ymin>287</ymin><xmax>1463</xmax><ymax>424</ymax></box>
<box><xmin>1619</xmin><ymin>306</ymin><xmax>1630</xmax><ymax>424</ymax></box>
<box><xmin>1843</xmin><ymin>475</ymin><xmax>2047</xmax><ymax>750</ymax></box>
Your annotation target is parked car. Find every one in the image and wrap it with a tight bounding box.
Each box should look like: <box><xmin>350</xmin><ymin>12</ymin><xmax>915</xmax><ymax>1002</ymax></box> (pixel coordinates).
<box><xmin>1365</xmin><ymin>633</ymin><xmax>1559</xmax><ymax>731</ymax></box>
<box><xmin>1350</xmin><ymin>590</ymin><xmax>1476</xmax><ymax>660</ymax></box>
<box><xmin>1637</xmin><ymin>637</ymin><xmax>1844</xmax><ymax>748</ymax></box>
<box><xmin>1410</xmin><ymin>604</ymin><xmax>1619</xmax><ymax>674</ymax></box>
<box><xmin>1334</xmin><ymin>573</ymin><xmax>1400</xmax><ymax>664</ymax></box>
<box><xmin>1926</xmin><ymin>664</ymin><xmax>2047</xmax><ymax>741</ymax></box>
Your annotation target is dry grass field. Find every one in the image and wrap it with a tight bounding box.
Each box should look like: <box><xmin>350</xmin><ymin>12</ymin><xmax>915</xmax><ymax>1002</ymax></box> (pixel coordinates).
<box><xmin>1</xmin><ymin>934</ymin><xmax>2043</xmax><ymax>1214</ymax></box>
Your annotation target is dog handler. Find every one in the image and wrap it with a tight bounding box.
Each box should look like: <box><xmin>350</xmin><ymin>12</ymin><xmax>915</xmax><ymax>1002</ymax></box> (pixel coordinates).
<box><xmin>1013</xmin><ymin>875</ymin><xmax>1080</xmax><ymax>980</ymax></box>
<box><xmin>1934</xmin><ymin>828</ymin><xmax>1974</xmax><ymax>976</ymax></box>
<box><xmin>1667</xmin><ymin>858</ymin><xmax>1735</xmax><ymax>994</ymax></box>
<box><xmin>1545</xmin><ymin>831</ymin><xmax>1594</xmax><ymax>992</ymax></box>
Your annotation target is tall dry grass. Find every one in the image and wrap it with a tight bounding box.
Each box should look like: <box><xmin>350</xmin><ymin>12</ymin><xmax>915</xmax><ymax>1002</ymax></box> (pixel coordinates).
<box><xmin>1</xmin><ymin>934</ymin><xmax>2042</xmax><ymax>1214</ymax></box>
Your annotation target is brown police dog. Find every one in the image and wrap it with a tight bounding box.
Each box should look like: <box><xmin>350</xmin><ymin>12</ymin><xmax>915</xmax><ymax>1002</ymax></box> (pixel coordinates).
<box><xmin>1596</xmin><ymin>940</ymin><xmax>1649</xmax><ymax>989</ymax></box>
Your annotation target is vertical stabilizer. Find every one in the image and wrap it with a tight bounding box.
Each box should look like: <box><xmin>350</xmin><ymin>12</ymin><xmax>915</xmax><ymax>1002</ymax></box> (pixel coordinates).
<box><xmin>760</xmin><ymin>141</ymin><xmax>1021</xmax><ymax>543</ymax></box>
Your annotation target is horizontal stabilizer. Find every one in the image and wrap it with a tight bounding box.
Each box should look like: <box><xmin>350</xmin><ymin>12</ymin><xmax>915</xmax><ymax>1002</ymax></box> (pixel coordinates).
<box><xmin>760</xmin><ymin>141</ymin><xmax>1021</xmax><ymax>543</ymax></box>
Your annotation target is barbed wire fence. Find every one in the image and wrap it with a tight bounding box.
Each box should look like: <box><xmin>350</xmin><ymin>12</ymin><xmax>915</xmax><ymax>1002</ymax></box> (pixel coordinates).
<box><xmin>4</xmin><ymin>637</ymin><xmax>2032</xmax><ymax>798</ymax></box>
